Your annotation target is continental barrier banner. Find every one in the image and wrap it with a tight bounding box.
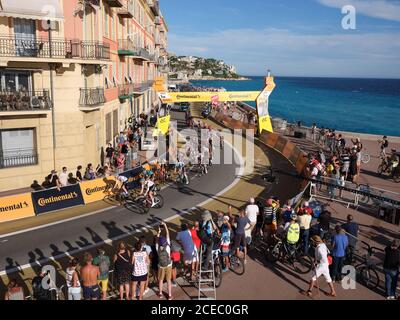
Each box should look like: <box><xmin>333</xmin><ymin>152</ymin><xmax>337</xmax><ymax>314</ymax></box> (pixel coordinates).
<box><xmin>32</xmin><ymin>184</ymin><xmax>85</xmax><ymax>215</ymax></box>
<box><xmin>160</xmin><ymin>91</ymin><xmax>260</xmax><ymax>103</ymax></box>
<box><xmin>0</xmin><ymin>193</ymin><xmax>35</xmax><ymax>223</ymax></box>
<box><xmin>119</xmin><ymin>165</ymin><xmax>144</xmax><ymax>190</ymax></box>
<box><xmin>157</xmin><ymin>114</ymin><xmax>170</xmax><ymax>135</ymax></box>
<box><xmin>256</xmin><ymin>76</ymin><xmax>276</xmax><ymax>133</ymax></box>
<box><xmin>80</xmin><ymin>177</ymin><xmax>116</xmax><ymax>204</ymax></box>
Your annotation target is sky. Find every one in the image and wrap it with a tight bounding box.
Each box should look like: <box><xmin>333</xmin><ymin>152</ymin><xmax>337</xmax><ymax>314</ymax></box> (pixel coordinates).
<box><xmin>159</xmin><ymin>0</ymin><xmax>400</xmax><ymax>78</ymax></box>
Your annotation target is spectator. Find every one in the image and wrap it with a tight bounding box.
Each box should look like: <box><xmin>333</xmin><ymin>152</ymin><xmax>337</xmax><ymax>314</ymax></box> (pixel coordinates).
<box><xmin>150</xmin><ymin>236</ymin><xmax>159</xmax><ymax>288</ymax></box>
<box><xmin>140</xmin><ymin>236</ymin><xmax>152</xmax><ymax>295</ymax></box>
<box><xmin>199</xmin><ymin>210</ymin><xmax>217</xmax><ymax>271</ymax></box>
<box><xmin>297</xmin><ymin>209</ymin><xmax>312</xmax><ymax>255</ymax></box>
<box><xmin>170</xmin><ymin>240</ymin><xmax>182</xmax><ymax>287</ymax></box>
<box><xmin>48</xmin><ymin>170</ymin><xmax>61</xmax><ymax>190</ymax></box>
<box><xmin>113</xmin><ymin>241</ymin><xmax>132</xmax><ymax>300</ymax></box>
<box><xmin>317</xmin><ymin>210</ymin><xmax>331</xmax><ymax>240</ymax></box>
<box><xmin>131</xmin><ymin>240</ymin><xmax>150</xmax><ymax>300</ymax></box>
<box><xmin>220</xmin><ymin>216</ymin><xmax>232</xmax><ymax>272</ymax></box>
<box><xmin>65</xmin><ymin>258</ymin><xmax>81</xmax><ymax>300</ymax></box>
<box><xmin>76</xmin><ymin>165</ymin><xmax>83</xmax><ymax>182</ymax></box>
<box><xmin>41</xmin><ymin>176</ymin><xmax>52</xmax><ymax>189</ymax></box>
<box><xmin>303</xmin><ymin>235</ymin><xmax>336</xmax><ymax>297</ymax></box>
<box><xmin>80</xmin><ymin>252</ymin><xmax>100</xmax><ymax>300</ymax></box>
<box><xmin>4</xmin><ymin>279</ymin><xmax>24</xmax><ymax>300</ymax></box>
<box><xmin>67</xmin><ymin>173</ymin><xmax>77</xmax><ymax>185</ymax></box>
<box><xmin>59</xmin><ymin>167</ymin><xmax>68</xmax><ymax>187</ymax></box>
<box><xmin>116</xmin><ymin>153</ymin><xmax>126</xmax><ymax>174</ymax></box>
<box><xmin>93</xmin><ymin>247</ymin><xmax>111</xmax><ymax>300</ymax></box>
<box><xmin>176</xmin><ymin>223</ymin><xmax>198</xmax><ymax>281</ymax></box>
<box><xmin>341</xmin><ymin>215</ymin><xmax>359</xmax><ymax>264</ymax></box>
<box><xmin>263</xmin><ymin>198</ymin><xmax>278</xmax><ymax>244</ymax></box>
<box><xmin>156</xmin><ymin>221</ymin><xmax>173</xmax><ymax>300</ymax></box>
<box><xmin>190</xmin><ymin>221</ymin><xmax>201</xmax><ymax>275</ymax></box>
<box><xmin>105</xmin><ymin>143</ymin><xmax>115</xmax><ymax>169</ymax></box>
<box><xmin>233</xmin><ymin>209</ymin><xmax>250</xmax><ymax>263</ymax></box>
<box><xmin>383</xmin><ymin>239</ymin><xmax>400</xmax><ymax>300</ymax></box>
<box><xmin>245</xmin><ymin>197</ymin><xmax>259</xmax><ymax>235</ymax></box>
<box><xmin>84</xmin><ymin>163</ymin><xmax>96</xmax><ymax>180</ymax></box>
<box><xmin>330</xmin><ymin>225</ymin><xmax>348</xmax><ymax>282</ymax></box>
<box><xmin>30</xmin><ymin>180</ymin><xmax>43</xmax><ymax>191</ymax></box>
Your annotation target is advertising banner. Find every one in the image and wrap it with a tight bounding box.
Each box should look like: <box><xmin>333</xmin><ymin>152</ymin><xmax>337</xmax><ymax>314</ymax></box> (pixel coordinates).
<box><xmin>256</xmin><ymin>76</ymin><xmax>276</xmax><ymax>133</ymax></box>
<box><xmin>32</xmin><ymin>184</ymin><xmax>85</xmax><ymax>215</ymax></box>
<box><xmin>119</xmin><ymin>165</ymin><xmax>144</xmax><ymax>190</ymax></box>
<box><xmin>160</xmin><ymin>91</ymin><xmax>260</xmax><ymax>103</ymax></box>
<box><xmin>80</xmin><ymin>177</ymin><xmax>116</xmax><ymax>204</ymax></box>
<box><xmin>0</xmin><ymin>193</ymin><xmax>35</xmax><ymax>223</ymax></box>
<box><xmin>157</xmin><ymin>114</ymin><xmax>170</xmax><ymax>135</ymax></box>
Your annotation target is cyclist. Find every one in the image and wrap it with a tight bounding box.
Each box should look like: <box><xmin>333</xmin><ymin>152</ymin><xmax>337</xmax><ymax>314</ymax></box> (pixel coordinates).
<box><xmin>378</xmin><ymin>136</ymin><xmax>389</xmax><ymax>158</ymax></box>
<box><xmin>115</xmin><ymin>175</ymin><xmax>129</xmax><ymax>196</ymax></box>
<box><xmin>176</xmin><ymin>159</ymin><xmax>189</xmax><ymax>184</ymax></box>
<box><xmin>142</xmin><ymin>175</ymin><xmax>156</xmax><ymax>207</ymax></box>
<box><xmin>263</xmin><ymin>198</ymin><xmax>278</xmax><ymax>245</ymax></box>
<box><xmin>389</xmin><ymin>149</ymin><xmax>399</xmax><ymax>178</ymax></box>
<box><xmin>283</xmin><ymin>213</ymin><xmax>300</xmax><ymax>254</ymax></box>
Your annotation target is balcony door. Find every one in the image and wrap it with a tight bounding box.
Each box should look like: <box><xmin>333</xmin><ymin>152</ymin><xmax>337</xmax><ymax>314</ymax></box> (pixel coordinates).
<box><xmin>0</xmin><ymin>71</ymin><xmax>32</xmax><ymax>92</ymax></box>
<box><xmin>14</xmin><ymin>18</ymin><xmax>37</xmax><ymax>57</ymax></box>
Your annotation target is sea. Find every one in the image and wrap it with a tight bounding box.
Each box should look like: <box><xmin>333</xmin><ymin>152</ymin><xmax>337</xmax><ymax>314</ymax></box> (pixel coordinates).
<box><xmin>190</xmin><ymin>77</ymin><xmax>400</xmax><ymax>137</ymax></box>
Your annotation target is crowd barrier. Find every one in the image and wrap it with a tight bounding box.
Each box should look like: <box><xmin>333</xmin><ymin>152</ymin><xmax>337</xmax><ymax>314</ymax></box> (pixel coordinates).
<box><xmin>0</xmin><ymin>165</ymin><xmax>146</xmax><ymax>224</ymax></box>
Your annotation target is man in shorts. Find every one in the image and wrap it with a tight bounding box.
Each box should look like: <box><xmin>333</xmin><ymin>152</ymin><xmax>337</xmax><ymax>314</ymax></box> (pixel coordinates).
<box><xmin>92</xmin><ymin>248</ymin><xmax>110</xmax><ymax>300</ymax></box>
<box><xmin>303</xmin><ymin>235</ymin><xmax>336</xmax><ymax>298</ymax></box>
<box><xmin>233</xmin><ymin>209</ymin><xmax>250</xmax><ymax>263</ymax></box>
<box><xmin>80</xmin><ymin>252</ymin><xmax>101</xmax><ymax>300</ymax></box>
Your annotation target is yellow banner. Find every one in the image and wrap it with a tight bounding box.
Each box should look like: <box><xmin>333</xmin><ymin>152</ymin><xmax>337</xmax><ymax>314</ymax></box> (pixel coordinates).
<box><xmin>0</xmin><ymin>193</ymin><xmax>35</xmax><ymax>223</ymax></box>
<box><xmin>160</xmin><ymin>91</ymin><xmax>260</xmax><ymax>103</ymax></box>
<box><xmin>156</xmin><ymin>114</ymin><xmax>170</xmax><ymax>135</ymax></box>
<box><xmin>259</xmin><ymin>115</ymin><xmax>273</xmax><ymax>133</ymax></box>
<box><xmin>80</xmin><ymin>177</ymin><xmax>115</xmax><ymax>204</ymax></box>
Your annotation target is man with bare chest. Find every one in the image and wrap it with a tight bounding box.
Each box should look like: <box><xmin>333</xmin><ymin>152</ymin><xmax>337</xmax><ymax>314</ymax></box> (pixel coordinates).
<box><xmin>81</xmin><ymin>252</ymin><xmax>101</xmax><ymax>300</ymax></box>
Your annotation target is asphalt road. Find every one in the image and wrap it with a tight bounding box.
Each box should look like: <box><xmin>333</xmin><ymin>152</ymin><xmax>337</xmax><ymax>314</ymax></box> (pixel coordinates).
<box><xmin>0</xmin><ymin>111</ymin><xmax>241</xmax><ymax>273</ymax></box>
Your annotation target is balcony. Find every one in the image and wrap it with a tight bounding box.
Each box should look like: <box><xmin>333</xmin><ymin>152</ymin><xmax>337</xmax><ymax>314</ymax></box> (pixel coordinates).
<box><xmin>0</xmin><ymin>36</ymin><xmax>110</xmax><ymax>61</ymax></box>
<box><xmin>118</xmin><ymin>81</ymin><xmax>153</xmax><ymax>100</ymax></box>
<box><xmin>118</xmin><ymin>40</ymin><xmax>152</xmax><ymax>61</ymax></box>
<box><xmin>0</xmin><ymin>148</ymin><xmax>38</xmax><ymax>169</ymax></box>
<box><xmin>155</xmin><ymin>16</ymin><xmax>162</xmax><ymax>25</ymax></box>
<box><xmin>117</xmin><ymin>0</ymin><xmax>134</xmax><ymax>18</ymax></box>
<box><xmin>0</xmin><ymin>90</ymin><xmax>52</xmax><ymax>112</ymax></box>
<box><xmin>104</xmin><ymin>0</ymin><xmax>123</xmax><ymax>7</ymax></box>
<box><xmin>79</xmin><ymin>87</ymin><xmax>105</xmax><ymax>108</ymax></box>
<box><xmin>147</xmin><ymin>0</ymin><xmax>160</xmax><ymax>16</ymax></box>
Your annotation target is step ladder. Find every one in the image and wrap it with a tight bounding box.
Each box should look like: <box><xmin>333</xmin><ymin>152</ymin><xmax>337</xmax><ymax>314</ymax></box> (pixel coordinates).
<box><xmin>198</xmin><ymin>244</ymin><xmax>217</xmax><ymax>300</ymax></box>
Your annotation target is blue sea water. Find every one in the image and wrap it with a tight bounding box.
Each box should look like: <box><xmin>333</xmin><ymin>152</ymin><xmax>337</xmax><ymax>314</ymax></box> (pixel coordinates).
<box><xmin>190</xmin><ymin>77</ymin><xmax>400</xmax><ymax>137</ymax></box>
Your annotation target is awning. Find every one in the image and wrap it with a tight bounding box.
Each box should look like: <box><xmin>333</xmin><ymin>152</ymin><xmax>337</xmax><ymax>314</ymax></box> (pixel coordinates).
<box><xmin>0</xmin><ymin>0</ymin><xmax>64</xmax><ymax>22</ymax></box>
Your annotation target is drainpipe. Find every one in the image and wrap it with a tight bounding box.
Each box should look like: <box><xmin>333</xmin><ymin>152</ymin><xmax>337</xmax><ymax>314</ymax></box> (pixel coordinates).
<box><xmin>48</xmin><ymin>21</ymin><xmax>56</xmax><ymax>169</ymax></box>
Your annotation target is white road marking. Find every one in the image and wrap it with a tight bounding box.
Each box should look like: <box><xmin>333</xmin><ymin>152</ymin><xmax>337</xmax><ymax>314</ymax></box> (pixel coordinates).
<box><xmin>0</xmin><ymin>139</ymin><xmax>244</xmax><ymax>276</ymax></box>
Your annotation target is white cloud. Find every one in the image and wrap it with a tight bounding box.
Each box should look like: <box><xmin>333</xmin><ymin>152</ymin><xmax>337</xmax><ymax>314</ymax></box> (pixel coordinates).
<box><xmin>168</xmin><ymin>28</ymin><xmax>400</xmax><ymax>78</ymax></box>
<box><xmin>317</xmin><ymin>0</ymin><xmax>400</xmax><ymax>22</ymax></box>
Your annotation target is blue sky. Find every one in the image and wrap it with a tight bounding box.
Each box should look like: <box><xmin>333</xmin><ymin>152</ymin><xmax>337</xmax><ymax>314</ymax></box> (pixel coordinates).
<box><xmin>159</xmin><ymin>0</ymin><xmax>400</xmax><ymax>78</ymax></box>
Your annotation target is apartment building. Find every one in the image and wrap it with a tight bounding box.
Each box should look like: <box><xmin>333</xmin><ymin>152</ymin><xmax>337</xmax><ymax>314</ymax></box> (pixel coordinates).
<box><xmin>0</xmin><ymin>0</ymin><xmax>168</xmax><ymax>191</ymax></box>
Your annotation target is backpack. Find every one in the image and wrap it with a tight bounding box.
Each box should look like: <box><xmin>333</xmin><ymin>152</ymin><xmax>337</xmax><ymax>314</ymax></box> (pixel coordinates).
<box><xmin>198</xmin><ymin>221</ymin><xmax>212</xmax><ymax>245</ymax></box>
<box><xmin>98</xmin><ymin>255</ymin><xmax>109</xmax><ymax>275</ymax></box>
<box><xmin>158</xmin><ymin>245</ymin><xmax>171</xmax><ymax>267</ymax></box>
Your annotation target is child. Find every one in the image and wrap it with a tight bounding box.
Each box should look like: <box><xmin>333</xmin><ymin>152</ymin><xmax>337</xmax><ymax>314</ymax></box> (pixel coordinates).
<box><xmin>220</xmin><ymin>216</ymin><xmax>232</xmax><ymax>272</ymax></box>
<box><xmin>170</xmin><ymin>240</ymin><xmax>182</xmax><ymax>287</ymax></box>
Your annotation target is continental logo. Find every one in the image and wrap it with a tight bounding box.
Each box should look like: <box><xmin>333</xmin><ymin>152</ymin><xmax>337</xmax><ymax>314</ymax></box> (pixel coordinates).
<box><xmin>176</xmin><ymin>94</ymin><xmax>200</xmax><ymax>100</ymax></box>
<box><xmin>38</xmin><ymin>192</ymin><xmax>78</xmax><ymax>207</ymax></box>
<box><xmin>0</xmin><ymin>201</ymin><xmax>29</xmax><ymax>212</ymax></box>
<box><xmin>228</xmin><ymin>94</ymin><xmax>253</xmax><ymax>99</ymax></box>
<box><xmin>85</xmin><ymin>186</ymin><xmax>107</xmax><ymax>196</ymax></box>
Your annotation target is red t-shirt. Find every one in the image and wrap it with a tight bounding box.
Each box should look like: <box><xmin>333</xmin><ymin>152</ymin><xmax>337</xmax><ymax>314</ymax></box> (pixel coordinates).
<box><xmin>190</xmin><ymin>228</ymin><xmax>201</xmax><ymax>249</ymax></box>
<box><xmin>170</xmin><ymin>251</ymin><xmax>181</xmax><ymax>262</ymax></box>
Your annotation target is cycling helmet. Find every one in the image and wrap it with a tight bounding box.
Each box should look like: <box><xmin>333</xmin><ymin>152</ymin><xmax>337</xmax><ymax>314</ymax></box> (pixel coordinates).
<box><xmin>146</xmin><ymin>170</ymin><xmax>153</xmax><ymax>176</ymax></box>
<box><xmin>290</xmin><ymin>212</ymin><xmax>297</xmax><ymax>220</ymax></box>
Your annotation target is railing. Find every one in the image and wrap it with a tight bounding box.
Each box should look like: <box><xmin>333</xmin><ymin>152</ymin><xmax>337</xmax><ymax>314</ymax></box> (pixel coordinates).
<box><xmin>79</xmin><ymin>87</ymin><xmax>105</xmax><ymax>107</ymax></box>
<box><xmin>0</xmin><ymin>148</ymin><xmax>38</xmax><ymax>169</ymax></box>
<box><xmin>0</xmin><ymin>90</ymin><xmax>52</xmax><ymax>111</ymax></box>
<box><xmin>148</xmin><ymin>0</ymin><xmax>160</xmax><ymax>16</ymax></box>
<box><xmin>118</xmin><ymin>82</ymin><xmax>153</xmax><ymax>97</ymax></box>
<box><xmin>104</xmin><ymin>0</ymin><xmax>123</xmax><ymax>7</ymax></box>
<box><xmin>155</xmin><ymin>16</ymin><xmax>162</xmax><ymax>25</ymax></box>
<box><xmin>0</xmin><ymin>36</ymin><xmax>110</xmax><ymax>60</ymax></box>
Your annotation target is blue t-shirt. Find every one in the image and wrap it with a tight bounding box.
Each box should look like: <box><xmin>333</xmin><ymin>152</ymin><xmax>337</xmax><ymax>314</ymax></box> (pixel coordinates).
<box><xmin>332</xmin><ymin>233</ymin><xmax>349</xmax><ymax>258</ymax></box>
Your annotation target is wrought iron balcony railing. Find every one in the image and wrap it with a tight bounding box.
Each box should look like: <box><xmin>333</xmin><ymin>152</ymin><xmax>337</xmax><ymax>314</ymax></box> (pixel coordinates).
<box><xmin>104</xmin><ymin>0</ymin><xmax>123</xmax><ymax>7</ymax></box>
<box><xmin>0</xmin><ymin>148</ymin><xmax>38</xmax><ymax>169</ymax></box>
<box><xmin>147</xmin><ymin>0</ymin><xmax>160</xmax><ymax>16</ymax></box>
<box><xmin>0</xmin><ymin>36</ymin><xmax>110</xmax><ymax>60</ymax></box>
<box><xmin>0</xmin><ymin>90</ymin><xmax>52</xmax><ymax>112</ymax></box>
<box><xmin>79</xmin><ymin>87</ymin><xmax>105</xmax><ymax>107</ymax></box>
<box><xmin>117</xmin><ymin>0</ymin><xmax>134</xmax><ymax>18</ymax></box>
<box><xmin>118</xmin><ymin>81</ymin><xmax>153</xmax><ymax>98</ymax></box>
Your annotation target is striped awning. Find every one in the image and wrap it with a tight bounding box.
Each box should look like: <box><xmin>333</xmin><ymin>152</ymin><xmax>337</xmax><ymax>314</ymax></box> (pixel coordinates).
<box><xmin>0</xmin><ymin>0</ymin><xmax>64</xmax><ymax>21</ymax></box>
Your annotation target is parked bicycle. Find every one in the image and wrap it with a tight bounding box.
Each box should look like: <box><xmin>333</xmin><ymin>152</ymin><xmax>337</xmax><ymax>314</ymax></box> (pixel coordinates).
<box><xmin>265</xmin><ymin>237</ymin><xmax>313</xmax><ymax>274</ymax></box>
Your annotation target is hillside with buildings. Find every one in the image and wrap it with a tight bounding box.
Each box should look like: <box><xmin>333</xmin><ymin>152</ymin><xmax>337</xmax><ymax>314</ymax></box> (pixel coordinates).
<box><xmin>167</xmin><ymin>53</ymin><xmax>248</xmax><ymax>81</ymax></box>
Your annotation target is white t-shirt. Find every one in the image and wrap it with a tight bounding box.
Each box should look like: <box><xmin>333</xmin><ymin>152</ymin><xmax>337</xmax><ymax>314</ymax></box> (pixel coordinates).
<box><xmin>59</xmin><ymin>172</ymin><xmax>68</xmax><ymax>186</ymax></box>
<box><xmin>315</xmin><ymin>243</ymin><xmax>329</xmax><ymax>265</ymax></box>
<box><xmin>245</xmin><ymin>204</ymin><xmax>259</xmax><ymax>223</ymax></box>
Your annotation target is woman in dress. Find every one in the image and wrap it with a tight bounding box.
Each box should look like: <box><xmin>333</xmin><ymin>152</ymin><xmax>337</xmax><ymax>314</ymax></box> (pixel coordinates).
<box><xmin>113</xmin><ymin>241</ymin><xmax>132</xmax><ymax>300</ymax></box>
<box><xmin>131</xmin><ymin>240</ymin><xmax>150</xmax><ymax>300</ymax></box>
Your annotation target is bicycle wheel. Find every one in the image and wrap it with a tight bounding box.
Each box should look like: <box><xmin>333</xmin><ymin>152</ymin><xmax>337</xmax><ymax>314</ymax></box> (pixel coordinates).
<box><xmin>154</xmin><ymin>194</ymin><xmax>164</xmax><ymax>209</ymax></box>
<box><xmin>377</xmin><ymin>164</ymin><xmax>385</xmax><ymax>174</ymax></box>
<box><xmin>229</xmin><ymin>256</ymin><xmax>245</xmax><ymax>275</ymax></box>
<box><xmin>214</xmin><ymin>263</ymin><xmax>223</xmax><ymax>288</ymax></box>
<box><xmin>358</xmin><ymin>266</ymin><xmax>380</xmax><ymax>290</ymax></box>
<box><xmin>293</xmin><ymin>255</ymin><xmax>313</xmax><ymax>274</ymax></box>
<box><xmin>265</xmin><ymin>243</ymin><xmax>281</xmax><ymax>263</ymax></box>
<box><xmin>394</xmin><ymin>175</ymin><xmax>400</xmax><ymax>183</ymax></box>
<box><xmin>362</xmin><ymin>153</ymin><xmax>371</xmax><ymax>164</ymax></box>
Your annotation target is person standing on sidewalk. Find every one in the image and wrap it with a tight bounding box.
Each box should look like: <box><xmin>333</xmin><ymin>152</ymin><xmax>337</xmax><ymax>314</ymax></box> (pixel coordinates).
<box><xmin>80</xmin><ymin>253</ymin><xmax>101</xmax><ymax>300</ymax></box>
<box><xmin>383</xmin><ymin>239</ymin><xmax>400</xmax><ymax>300</ymax></box>
<box><xmin>245</xmin><ymin>198</ymin><xmax>259</xmax><ymax>237</ymax></box>
<box><xmin>303</xmin><ymin>235</ymin><xmax>336</xmax><ymax>298</ymax></box>
<box><xmin>92</xmin><ymin>247</ymin><xmax>111</xmax><ymax>300</ymax></box>
<box><xmin>131</xmin><ymin>240</ymin><xmax>150</xmax><ymax>300</ymax></box>
<box><xmin>65</xmin><ymin>258</ymin><xmax>81</xmax><ymax>300</ymax></box>
<box><xmin>156</xmin><ymin>222</ymin><xmax>173</xmax><ymax>300</ymax></box>
<box><xmin>113</xmin><ymin>242</ymin><xmax>132</xmax><ymax>300</ymax></box>
<box><xmin>341</xmin><ymin>215</ymin><xmax>359</xmax><ymax>264</ymax></box>
<box><xmin>330</xmin><ymin>225</ymin><xmax>348</xmax><ymax>282</ymax></box>
<box><xmin>298</xmin><ymin>210</ymin><xmax>312</xmax><ymax>255</ymax></box>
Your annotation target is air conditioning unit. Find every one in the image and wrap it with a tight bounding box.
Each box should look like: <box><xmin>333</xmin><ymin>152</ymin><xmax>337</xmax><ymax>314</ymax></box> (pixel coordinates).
<box><xmin>30</xmin><ymin>96</ymin><xmax>41</xmax><ymax>109</ymax></box>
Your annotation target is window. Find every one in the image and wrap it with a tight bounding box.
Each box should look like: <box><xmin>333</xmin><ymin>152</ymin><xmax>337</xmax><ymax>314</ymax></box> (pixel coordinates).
<box><xmin>112</xmin><ymin>62</ymin><xmax>117</xmax><ymax>87</ymax></box>
<box><xmin>0</xmin><ymin>128</ymin><xmax>37</xmax><ymax>168</ymax></box>
<box><xmin>113</xmin><ymin>109</ymin><xmax>119</xmax><ymax>137</ymax></box>
<box><xmin>103</xmin><ymin>5</ymin><xmax>109</xmax><ymax>37</ymax></box>
<box><xmin>0</xmin><ymin>70</ymin><xmax>32</xmax><ymax>91</ymax></box>
<box><xmin>111</xmin><ymin>11</ymin><xmax>115</xmax><ymax>41</ymax></box>
<box><xmin>105</xmin><ymin>113</ymin><xmax>112</xmax><ymax>143</ymax></box>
